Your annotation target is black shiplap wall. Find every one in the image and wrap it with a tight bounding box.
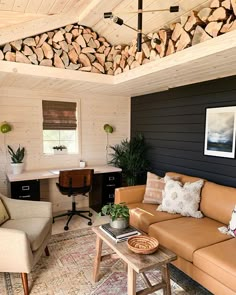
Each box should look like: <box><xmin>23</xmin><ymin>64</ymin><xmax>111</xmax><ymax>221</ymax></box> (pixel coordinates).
<box><xmin>131</xmin><ymin>76</ymin><xmax>236</xmax><ymax>187</ymax></box>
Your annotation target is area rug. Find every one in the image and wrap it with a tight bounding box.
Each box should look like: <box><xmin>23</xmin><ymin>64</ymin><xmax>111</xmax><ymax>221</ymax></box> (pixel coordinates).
<box><xmin>0</xmin><ymin>228</ymin><xmax>212</xmax><ymax>295</ymax></box>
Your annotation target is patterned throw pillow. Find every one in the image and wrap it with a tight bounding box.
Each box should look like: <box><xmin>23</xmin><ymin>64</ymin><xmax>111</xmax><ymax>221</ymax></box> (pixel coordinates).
<box><xmin>157</xmin><ymin>178</ymin><xmax>204</xmax><ymax>218</ymax></box>
<box><xmin>143</xmin><ymin>172</ymin><xmax>165</xmax><ymax>204</ymax></box>
<box><xmin>228</xmin><ymin>205</ymin><xmax>236</xmax><ymax>237</ymax></box>
<box><xmin>0</xmin><ymin>199</ymin><xmax>9</xmax><ymax>225</ymax></box>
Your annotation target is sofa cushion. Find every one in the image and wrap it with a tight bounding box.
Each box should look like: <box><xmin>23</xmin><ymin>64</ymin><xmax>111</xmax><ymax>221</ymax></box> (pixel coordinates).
<box><xmin>128</xmin><ymin>202</ymin><xmax>182</xmax><ymax>233</ymax></box>
<box><xmin>143</xmin><ymin>172</ymin><xmax>164</xmax><ymax>204</ymax></box>
<box><xmin>200</xmin><ymin>181</ymin><xmax>236</xmax><ymax>225</ymax></box>
<box><xmin>0</xmin><ymin>199</ymin><xmax>9</xmax><ymax>225</ymax></box>
<box><xmin>193</xmin><ymin>238</ymin><xmax>236</xmax><ymax>292</ymax></box>
<box><xmin>228</xmin><ymin>205</ymin><xmax>236</xmax><ymax>237</ymax></box>
<box><xmin>157</xmin><ymin>179</ymin><xmax>204</xmax><ymax>218</ymax></box>
<box><xmin>148</xmin><ymin>217</ymin><xmax>232</xmax><ymax>262</ymax></box>
<box><xmin>2</xmin><ymin>217</ymin><xmax>51</xmax><ymax>251</ymax></box>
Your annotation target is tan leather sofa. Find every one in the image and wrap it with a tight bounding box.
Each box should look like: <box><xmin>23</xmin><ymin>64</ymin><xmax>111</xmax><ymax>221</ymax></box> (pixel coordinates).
<box><xmin>115</xmin><ymin>172</ymin><xmax>236</xmax><ymax>295</ymax></box>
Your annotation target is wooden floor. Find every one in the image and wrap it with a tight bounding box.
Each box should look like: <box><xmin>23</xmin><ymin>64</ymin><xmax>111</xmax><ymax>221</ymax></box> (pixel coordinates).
<box><xmin>52</xmin><ymin>207</ymin><xmax>110</xmax><ymax>235</ymax></box>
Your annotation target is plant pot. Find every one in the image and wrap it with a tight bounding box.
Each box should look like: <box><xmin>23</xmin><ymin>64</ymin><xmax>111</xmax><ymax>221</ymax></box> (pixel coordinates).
<box><xmin>11</xmin><ymin>163</ymin><xmax>24</xmax><ymax>175</ymax></box>
<box><xmin>53</xmin><ymin>149</ymin><xmax>67</xmax><ymax>155</ymax></box>
<box><xmin>110</xmin><ymin>217</ymin><xmax>128</xmax><ymax>229</ymax></box>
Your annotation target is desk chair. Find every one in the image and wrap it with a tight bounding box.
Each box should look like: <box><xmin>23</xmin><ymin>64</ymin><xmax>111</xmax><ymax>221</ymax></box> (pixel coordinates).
<box><xmin>53</xmin><ymin>169</ymin><xmax>94</xmax><ymax>230</ymax></box>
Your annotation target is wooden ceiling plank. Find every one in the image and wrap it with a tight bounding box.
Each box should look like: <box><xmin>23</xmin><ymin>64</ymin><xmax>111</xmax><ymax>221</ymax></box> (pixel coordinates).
<box><xmin>0</xmin><ymin>0</ymin><xmax>104</xmax><ymax>45</ymax></box>
<box><xmin>48</xmin><ymin>0</ymin><xmax>71</xmax><ymax>15</ymax></box>
<box><xmin>13</xmin><ymin>0</ymin><xmax>30</xmax><ymax>12</ymax></box>
<box><xmin>0</xmin><ymin>0</ymin><xmax>15</xmax><ymax>11</ymax></box>
<box><xmin>25</xmin><ymin>0</ymin><xmax>44</xmax><ymax>13</ymax></box>
<box><xmin>61</xmin><ymin>0</ymin><xmax>80</xmax><ymax>13</ymax></box>
<box><xmin>37</xmin><ymin>0</ymin><xmax>56</xmax><ymax>14</ymax></box>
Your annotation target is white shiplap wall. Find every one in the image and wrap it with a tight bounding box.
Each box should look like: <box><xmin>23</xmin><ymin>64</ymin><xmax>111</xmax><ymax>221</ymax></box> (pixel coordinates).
<box><xmin>0</xmin><ymin>87</ymin><xmax>130</xmax><ymax>211</ymax></box>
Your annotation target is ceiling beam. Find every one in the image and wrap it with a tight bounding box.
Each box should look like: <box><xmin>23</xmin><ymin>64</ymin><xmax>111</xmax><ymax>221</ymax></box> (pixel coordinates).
<box><xmin>0</xmin><ymin>0</ymin><xmax>104</xmax><ymax>46</ymax></box>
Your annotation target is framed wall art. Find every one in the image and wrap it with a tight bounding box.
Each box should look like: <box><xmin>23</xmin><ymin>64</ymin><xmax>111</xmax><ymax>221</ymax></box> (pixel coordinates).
<box><xmin>204</xmin><ymin>106</ymin><xmax>236</xmax><ymax>158</ymax></box>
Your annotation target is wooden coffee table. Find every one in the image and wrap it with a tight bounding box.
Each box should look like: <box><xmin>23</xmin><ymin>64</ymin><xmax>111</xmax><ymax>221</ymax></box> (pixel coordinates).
<box><xmin>92</xmin><ymin>226</ymin><xmax>177</xmax><ymax>295</ymax></box>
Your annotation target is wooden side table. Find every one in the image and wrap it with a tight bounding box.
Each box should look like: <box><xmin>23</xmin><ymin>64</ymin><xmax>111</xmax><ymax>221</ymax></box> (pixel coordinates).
<box><xmin>92</xmin><ymin>226</ymin><xmax>177</xmax><ymax>295</ymax></box>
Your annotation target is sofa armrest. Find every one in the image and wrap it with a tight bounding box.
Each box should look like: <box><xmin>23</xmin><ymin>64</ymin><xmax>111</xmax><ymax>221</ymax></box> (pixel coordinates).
<box><xmin>0</xmin><ymin>228</ymin><xmax>33</xmax><ymax>273</ymax></box>
<box><xmin>1</xmin><ymin>194</ymin><xmax>52</xmax><ymax>219</ymax></box>
<box><xmin>115</xmin><ymin>185</ymin><xmax>146</xmax><ymax>204</ymax></box>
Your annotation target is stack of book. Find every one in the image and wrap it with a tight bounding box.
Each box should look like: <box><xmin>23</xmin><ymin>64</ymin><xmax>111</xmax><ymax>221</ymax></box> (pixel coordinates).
<box><xmin>100</xmin><ymin>223</ymin><xmax>141</xmax><ymax>243</ymax></box>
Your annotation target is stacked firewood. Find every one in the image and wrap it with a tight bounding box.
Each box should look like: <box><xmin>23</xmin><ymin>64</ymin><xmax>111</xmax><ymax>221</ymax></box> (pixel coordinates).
<box><xmin>0</xmin><ymin>0</ymin><xmax>235</xmax><ymax>75</ymax></box>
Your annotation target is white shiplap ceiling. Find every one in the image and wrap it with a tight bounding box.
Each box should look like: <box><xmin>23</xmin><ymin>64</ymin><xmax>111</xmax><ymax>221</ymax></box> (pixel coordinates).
<box><xmin>0</xmin><ymin>0</ymin><xmax>235</xmax><ymax>98</ymax></box>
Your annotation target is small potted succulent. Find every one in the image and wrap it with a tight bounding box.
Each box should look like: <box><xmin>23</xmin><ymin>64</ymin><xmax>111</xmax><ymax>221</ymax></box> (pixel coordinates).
<box><xmin>52</xmin><ymin>145</ymin><xmax>67</xmax><ymax>154</ymax></box>
<box><xmin>99</xmin><ymin>202</ymin><xmax>130</xmax><ymax>229</ymax></box>
<box><xmin>8</xmin><ymin>145</ymin><xmax>25</xmax><ymax>174</ymax></box>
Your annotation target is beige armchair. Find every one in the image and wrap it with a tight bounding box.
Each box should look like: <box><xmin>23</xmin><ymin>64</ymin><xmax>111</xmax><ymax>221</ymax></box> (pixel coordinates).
<box><xmin>0</xmin><ymin>193</ymin><xmax>52</xmax><ymax>295</ymax></box>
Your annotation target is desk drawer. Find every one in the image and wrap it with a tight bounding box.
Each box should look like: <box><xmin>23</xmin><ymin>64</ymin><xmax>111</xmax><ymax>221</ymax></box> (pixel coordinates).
<box><xmin>10</xmin><ymin>180</ymin><xmax>40</xmax><ymax>201</ymax></box>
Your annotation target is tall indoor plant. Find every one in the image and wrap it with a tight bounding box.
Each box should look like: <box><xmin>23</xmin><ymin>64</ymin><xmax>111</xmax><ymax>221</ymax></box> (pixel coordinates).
<box><xmin>8</xmin><ymin>145</ymin><xmax>25</xmax><ymax>174</ymax></box>
<box><xmin>109</xmin><ymin>134</ymin><xmax>149</xmax><ymax>186</ymax></box>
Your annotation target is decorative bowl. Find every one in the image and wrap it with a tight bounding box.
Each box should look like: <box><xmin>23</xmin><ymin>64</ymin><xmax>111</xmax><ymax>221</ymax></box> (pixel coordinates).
<box><xmin>127</xmin><ymin>235</ymin><xmax>159</xmax><ymax>254</ymax></box>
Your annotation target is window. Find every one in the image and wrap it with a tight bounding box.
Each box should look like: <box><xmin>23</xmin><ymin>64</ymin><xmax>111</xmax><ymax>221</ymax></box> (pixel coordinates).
<box><xmin>42</xmin><ymin>100</ymin><xmax>78</xmax><ymax>154</ymax></box>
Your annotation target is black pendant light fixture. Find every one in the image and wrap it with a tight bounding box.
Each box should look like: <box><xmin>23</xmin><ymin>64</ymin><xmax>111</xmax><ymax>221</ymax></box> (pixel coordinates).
<box><xmin>104</xmin><ymin>1</ymin><xmax>179</xmax><ymax>52</ymax></box>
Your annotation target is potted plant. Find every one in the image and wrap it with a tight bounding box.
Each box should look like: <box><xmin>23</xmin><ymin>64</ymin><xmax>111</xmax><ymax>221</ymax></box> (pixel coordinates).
<box><xmin>52</xmin><ymin>145</ymin><xmax>67</xmax><ymax>154</ymax></box>
<box><xmin>99</xmin><ymin>202</ymin><xmax>130</xmax><ymax>229</ymax></box>
<box><xmin>7</xmin><ymin>145</ymin><xmax>25</xmax><ymax>175</ymax></box>
<box><xmin>109</xmin><ymin>134</ymin><xmax>149</xmax><ymax>186</ymax></box>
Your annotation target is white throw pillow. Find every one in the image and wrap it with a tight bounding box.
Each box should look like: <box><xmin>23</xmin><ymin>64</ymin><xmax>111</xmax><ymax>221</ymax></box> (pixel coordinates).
<box><xmin>157</xmin><ymin>178</ymin><xmax>204</xmax><ymax>218</ymax></box>
<box><xmin>228</xmin><ymin>205</ymin><xmax>236</xmax><ymax>237</ymax></box>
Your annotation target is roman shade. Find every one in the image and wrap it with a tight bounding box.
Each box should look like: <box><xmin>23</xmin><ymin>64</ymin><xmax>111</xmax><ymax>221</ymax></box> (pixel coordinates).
<box><xmin>42</xmin><ymin>100</ymin><xmax>77</xmax><ymax>130</ymax></box>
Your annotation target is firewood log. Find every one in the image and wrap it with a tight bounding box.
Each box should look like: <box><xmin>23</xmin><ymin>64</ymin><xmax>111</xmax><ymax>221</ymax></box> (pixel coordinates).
<box><xmin>65</xmin><ymin>33</ymin><xmax>73</xmax><ymax>44</ymax></box>
<box><xmin>75</xmin><ymin>35</ymin><xmax>86</xmax><ymax>48</ymax></box>
<box><xmin>40</xmin><ymin>59</ymin><xmax>53</xmax><ymax>66</ymax></box>
<box><xmin>61</xmin><ymin>51</ymin><xmax>69</xmax><ymax>67</ymax></box>
<box><xmin>37</xmin><ymin>33</ymin><xmax>48</xmax><ymax>48</ymax></box>
<box><xmin>16</xmin><ymin>51</ymin><xmax>31</xmax><ymax>64</ymax></box>
<box><xmin>171</xmin><ymin>23</ymin><xmax>183</xmax><ymax>42</ymax></box>
<box><xmin>208</xmin><ymin>7</ymin><xmax>227</xmax><ymax>21</ymax></box>
<box><xmin>205</xmin><ymin>21</ymin><xmax>223</xmax><ymax>36</ymax></box>
<box><xmin>33</xmin><ymin>47</ymin><xmax>44</xmax><ymax>61</ymax></box>
<box><xmin>79</xmin><ymin>53</ymin><xmax>91</xmax><ymax>67</ymax></box>
<box><xmin>3</xmin><ymin>43</ymin><xmax>11</xmax><ymax>53</ymax></box>
<box><xmin>192</xmin><ymin>25</ymin><xmax>212</xmax><ymax>45</ymax></box>
<box><xmin>93</xmin><ymin>62</ymin><xmax>105</xmax><ymax>73</ymax></box>
<box><xmin>184</xmin><ymin>11</ymin><xmax>203</xmax><ymax>32</ymax></box>
<box><xmin>5</xmin><ymin>52</ymin><xmax>16</xmax><ymax>62</ymax></box>
<box><xmin>79</xmin><ymin>66</ymin><xmax>92</xmax><ymax>72</ymax></box>
<box><xmin>166</xmin><ymin>39</ymin><xmax>175</xmax><ymax>56</ymax></box>
<box><xmin>222</xmin><ymin>0</ymin><xmax>231</xmax><ymax>9</ymax></box>
<box><xmin>10</xmin><ymin>40</ymin><xmax>22</xmax><ymax>51</ymax></box>
<box><xmin>53</xmin><ymin>31</ymin><xmax>64</xmax><ymax>42</ymax></box>
<box><xmin>28</xmin><ymin>54</ymin><xmax>38</xmax><ymax>65</ymax></box>
<box><xmin>176</xmin><ymin>30</ymin><xmax>191</xmax><ymax>51</ymax></box>
<box><xmin>22</xmin><ymin>45</ymin><xmax>33</xmax><ymax>56</ymax></box>
<box><xmin>0</xmin><ymin>50</ymin><xmax>4</xmax><ymax>60</ymax></box>
<box><xmin>197</xmin><ymin>7</ymin><xmax>212</xmax><ymax>22</ymax></box>
<box><xmin>23</xmin><ymin>38</ymin><xmax>36</xmax><ymax>47</ymax></box>
<box><xmin>210</xmin><ymin>0</ymin><xmax>221</xmax><ymax>8</ymax></box>
<box><xmin>41</xmin><ymin>42</ymin><xmax>53</xmax><ymax>59</ymax></box>
<box><xmin>220</xmin><ymin>15</ymin><xmax>234</xmax><ymax>32</ymax></box>
<box><xmin>68</xmin><ymin>48</ymin><xmax>79</xmax><ymax>64</ymax></box>
<box><xmin>95</xmin><ymin>53</ymin><xmax>105</xmax><ymax>66</ymax></box>
<box><xmin>59</xmin><ymin>41</ymin><xmax>69</xmax><ymax>52</ymax></box>
<box><xmin>54</xmin><ymin>53</ymin><xmax>65</xmax><ymax>68</ymax></box>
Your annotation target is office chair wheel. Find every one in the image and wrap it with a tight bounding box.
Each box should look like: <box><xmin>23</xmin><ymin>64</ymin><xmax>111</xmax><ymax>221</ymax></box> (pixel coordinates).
<box><xmin>64</xmin><ymin>226</ymin><xmax>69</xmax><ymax>231</ymax></box>
<box><xmin>88</xmin><ymin>221</ymin><xmax>92</xmax><ymax>226</ymax></box>
<box><xmin>88</xmin><ymin>212</ymin><xmax>92</xmax><ymax>217</ymax></box>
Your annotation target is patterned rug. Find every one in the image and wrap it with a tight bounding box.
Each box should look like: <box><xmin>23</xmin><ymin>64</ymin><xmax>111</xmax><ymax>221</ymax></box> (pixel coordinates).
<box><xmin>0</xmin><ymin>228</ymin><xmax>212</xmax><ymax>295</ymax></box>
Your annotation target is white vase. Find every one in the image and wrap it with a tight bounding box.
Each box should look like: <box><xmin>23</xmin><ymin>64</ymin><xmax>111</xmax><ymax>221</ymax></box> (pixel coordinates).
<box><xmin>110</xmin><ymin>217</ymin><xmax>128</xmax><ymax>229</ymax></box>
<box><xmin>11</xmin><ymin>163</ymin><xmax>24</xmax><ymax>175</ymax></box>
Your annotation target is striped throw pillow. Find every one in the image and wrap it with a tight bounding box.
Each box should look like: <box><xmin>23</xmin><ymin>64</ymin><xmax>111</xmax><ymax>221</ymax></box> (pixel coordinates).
<box><xmin>143</xmin><ymin>172</ymin><xmax>165</xmax><ymax>204</ymax></box>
